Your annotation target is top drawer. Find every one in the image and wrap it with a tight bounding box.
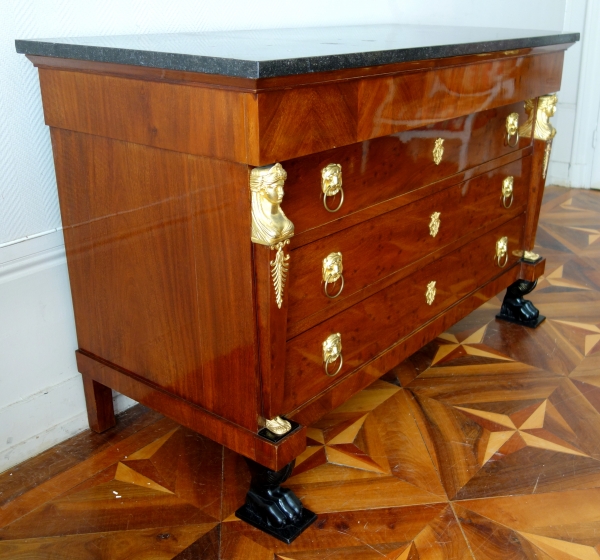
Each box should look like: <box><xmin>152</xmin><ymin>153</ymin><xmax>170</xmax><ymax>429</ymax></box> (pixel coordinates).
<box><xmin>281</xmin><ymin>101</ymin><xmax>530</xmax><ymax>235</ymax></box>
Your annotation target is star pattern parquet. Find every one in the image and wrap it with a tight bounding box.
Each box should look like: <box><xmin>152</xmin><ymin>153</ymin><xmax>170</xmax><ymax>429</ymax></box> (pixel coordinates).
<box><xmin>1</xmin><ymin>186</ymin><xmax>600</xmax><ymax>559</ymax></box>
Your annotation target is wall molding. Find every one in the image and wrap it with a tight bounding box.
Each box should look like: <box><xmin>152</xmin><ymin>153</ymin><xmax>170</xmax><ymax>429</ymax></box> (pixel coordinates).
<box><xmin>0</xmin><ymin>227</ymin><xmax>63</xmax><ymax>250</ymax></box>
<box><xmin>0</xmin><ymin>228</ymin><xmax>66</xmax><ymax>285</ymax></box>
<box><xmin>0</xmin><ymin>372</ymin><xmax>136</xmax><ymax>473</ymax></box>
<box><xmin>0</xmin><ymin>245</ymin><xmax>66</xmax><ymax>285</ymax></box>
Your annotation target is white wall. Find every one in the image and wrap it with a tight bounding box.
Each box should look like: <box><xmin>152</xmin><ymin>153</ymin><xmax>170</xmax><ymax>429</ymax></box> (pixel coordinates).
<box><xmin>547</xmin><ymin>0</ymin><xmax>600</xmax><ymax>189</ymax></box>
<box><xmin>0</xmin><ymin>0</ymin><xmax>575</xmax><ymax>472</ymax></box>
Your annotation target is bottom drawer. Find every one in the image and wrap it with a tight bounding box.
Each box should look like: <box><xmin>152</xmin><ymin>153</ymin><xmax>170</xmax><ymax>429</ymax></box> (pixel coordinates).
<box><xmin>281</xmin><ymin>213</ymin><xmax>525</xmax><ymax>413</ymax></box>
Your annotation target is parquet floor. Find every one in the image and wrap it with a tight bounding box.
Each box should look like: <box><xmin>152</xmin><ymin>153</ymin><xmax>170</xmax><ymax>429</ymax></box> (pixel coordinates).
<box><xmin>2</xmin><ymin>186</ymin><xmax>600</xmax><ymax>559</ymax></box>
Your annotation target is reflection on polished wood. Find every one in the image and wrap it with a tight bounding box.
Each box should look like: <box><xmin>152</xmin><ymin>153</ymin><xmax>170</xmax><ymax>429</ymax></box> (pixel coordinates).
<box><xmin>2</xmin><ymin>185</ymin><xmax>600</xmax><ymax>558</ymax></box>
<box><xmin>34</xmin><ymin>46</ymin><xmax>564</xmax><ymax>166</ymax></box>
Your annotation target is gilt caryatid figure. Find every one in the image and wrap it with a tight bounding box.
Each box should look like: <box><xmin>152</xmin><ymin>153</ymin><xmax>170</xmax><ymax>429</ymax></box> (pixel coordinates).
<box><xmin>250</xmin><ymin>163</ymin><xmax>294</xmax><ymax>246</ymax></box>
<box><xmin>250</xmin><ymin>163</ymin><xmax>295</xmax><ymax>309</ymax></box>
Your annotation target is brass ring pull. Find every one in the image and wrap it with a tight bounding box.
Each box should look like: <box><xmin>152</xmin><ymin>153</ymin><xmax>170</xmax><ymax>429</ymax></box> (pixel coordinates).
<box><xmin>506</xmin><ymin>113</ymin><xmax>519</xmax><ymax>147</ymax></box>
<box><xmin>502</xmin><ymin>176</ymin><xmax>514</xmax><ymax>208</ymax></box>
<box><xmin>324</xmin><ymin>353</ymin><xmax>343</xmax><ymax>376</ymax></box>
<box><xmin>323</xmin><ymin>333</ymin><xmax>343</xmax><ymax>377</ymax></box>
<box><xmin>322</xmin><ymin>163</ymin><xmax>344</xmax><ymax>213</ymax></box>
<box><xmin>323</xmin><ymin>187</ymin><xmax>344</xmax><ymax>213</ymax></box>
<box><xmin>506</xmin><ymin>130</ymin><xmax>519</xmax><ymax>147</ymax></box>
<box><xmin>324</xmin><ymin>275</ymin><xmax>345</xmax><ymax>298</ymax></box>
<box><xmin>495</xmin><ymin>236</ymin><xmax>508</xmax><ymax>268</ymax></box>
<box><xmin>322</xmin><ymin>252</ymin><xmax>344</xmax><ymax>299</ymax></box>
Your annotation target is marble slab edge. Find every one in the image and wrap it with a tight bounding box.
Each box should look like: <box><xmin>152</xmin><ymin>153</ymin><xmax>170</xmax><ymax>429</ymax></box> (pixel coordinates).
<box><xmin>15</xmin><ymin>33</ymin><xmax>579</xmax><ymax>79</ymax></box>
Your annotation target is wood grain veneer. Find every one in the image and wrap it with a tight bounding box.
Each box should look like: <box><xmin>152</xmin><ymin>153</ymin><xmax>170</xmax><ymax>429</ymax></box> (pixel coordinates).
<box><xmin>287</xmin><ymin>157</ymin><xmax>530</xmax><ymax>326</ymax></box>
<box><xmin>24</xmin><ymin>40</ymin><xmax>563</xmax><ymax>469</ymax></box>
<box><xmin>281</xmin><ymin>213</ymin><xmax>525</xmax><ymax>414</ymax></box>
<box><xmin>281</xmin><ymin>102</ymin><xmax>531</xmax><ymax>237</ymax></box>
<box><xmin>76</xmin><ymin>351</ymin><xmax>304</xmax><ymax>472</ymax></box>
<box><xmin>35</xmin><ymin>47</ymin><xmax>566</xmax><ymax>166</ymax></box>
<box><xmin>52</xmin><ymin>129</ymin><xmax>259</xmax><ymax>431</ymax></box>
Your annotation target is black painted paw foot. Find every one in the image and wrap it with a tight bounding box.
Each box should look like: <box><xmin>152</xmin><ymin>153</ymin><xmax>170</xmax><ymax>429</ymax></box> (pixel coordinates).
<box><xmin>245</xmin><ymin>486</ymin><xmax>302</xmax><ymax>528</ymax></box>
<box><xmin>496</xmin><ymin>279</ymin><xmax>546</xmax><ymax>328</ymax></box>
<box><xmin>236</xmin><ymin>458</ymin><xmax>317</xmax><ymax>543</ymax></box>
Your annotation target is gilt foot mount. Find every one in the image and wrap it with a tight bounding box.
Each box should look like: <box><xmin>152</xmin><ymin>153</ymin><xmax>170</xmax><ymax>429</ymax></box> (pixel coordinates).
<box><xmin>496</xmin><ymin>279</ymin><xmax>545</xmax><ymax>328</ymax></box>
<box><xmin>236</xmin><ymin>458</ymin><xmax>317</xmax><ymax>544</ymax></box>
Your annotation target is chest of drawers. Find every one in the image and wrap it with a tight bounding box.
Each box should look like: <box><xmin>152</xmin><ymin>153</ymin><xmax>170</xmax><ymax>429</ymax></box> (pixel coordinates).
<box><xmin>17</xmin><ymin>24</ymin><xmax>577</xmax><ymax>542</ymax></box>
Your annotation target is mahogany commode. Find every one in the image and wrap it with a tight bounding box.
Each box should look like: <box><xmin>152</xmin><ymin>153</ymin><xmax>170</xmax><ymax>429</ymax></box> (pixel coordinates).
<box><xmin>16</xmin><ymin>24</ymin><xmax>578</xmax><ymax>543</ymax></box>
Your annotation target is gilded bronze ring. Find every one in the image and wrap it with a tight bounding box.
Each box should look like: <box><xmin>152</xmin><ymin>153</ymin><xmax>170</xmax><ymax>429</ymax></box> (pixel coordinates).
<box><xmin>324</xmin><ymin>353</ymin><xmax>343</xmax><ymax>377</ymax></box>
<box><xmin>323</xmin><ymin>333</ymin><xmax>343</xmax><ymax>377</ymax></box>
<box><xmin>502</xmin><ymin>192</ymin><xmax>514</xmax><ymax>208</ymax></box>
<box><xmin>505</xmin><ymin>113</ymin><xmax>520</xmax><ymax>148</ymax></box>
<box><xmin>324</xmin><ymin>274</ymin><xmax>345</xmax><ymax>298</ymax></box>
<box><xmin>323</xmin><ymin>186</ymin><xmax>344</xmax><ymax>212</ymax></box>
<box><xmin>496</xmin><ymin>252</ymin><xmax>508</xmax><ymax>268</ymax></box>
<box><xmin>501</xmin><ymin>176</ymin><xmax>514</xmax><ymax>209</ymax></box>
<box><xmin>506</xmin><ymin>129</ymin><xmax>519</xmax><ymax>148</ymax></box>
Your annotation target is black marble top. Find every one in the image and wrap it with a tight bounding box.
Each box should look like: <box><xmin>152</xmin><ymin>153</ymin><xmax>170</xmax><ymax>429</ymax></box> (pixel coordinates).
<box><xmin>15</xmin><ymin>25</ymin><xmax>579</xmax><ymax>79</ymax></box>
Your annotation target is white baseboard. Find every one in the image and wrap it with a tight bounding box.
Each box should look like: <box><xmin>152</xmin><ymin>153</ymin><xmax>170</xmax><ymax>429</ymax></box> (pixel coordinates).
<box><xmin>1</xmin><ymin>410</ymin><xmax>90</xmax><ymax>474</ymax></box>
<box><xmin>547</xmin><ymin>161</ymin><xmax>572</xmax><ymax>187</ymax></box>
<box><xmin>0</xmin><ymin>380</ymin><xmax>137</xmax><ymax>474</ymax></box>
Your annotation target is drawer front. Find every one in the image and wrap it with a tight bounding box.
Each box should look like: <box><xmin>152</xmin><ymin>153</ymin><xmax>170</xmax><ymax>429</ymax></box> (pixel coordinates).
<box><xmin>287</xmin><ymin>157</ymin><xmax>530</xmax><ymax>326</ymax></box>
<box><xmin>282</xmin><ymin>101</ymin><xmax>530</xmax><ymax>235</ymax></box>
<box><xmin>282</xmin><ymin>213</ymin><xmax>525</xmax><ymax>413</ymax></box>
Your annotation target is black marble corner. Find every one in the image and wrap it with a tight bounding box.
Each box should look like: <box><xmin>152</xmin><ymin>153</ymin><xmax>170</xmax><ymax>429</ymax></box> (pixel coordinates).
<box><xmin>15</xmin><ymin>25</ymin><xmax>580</xmax><ymax>79</ymax></box>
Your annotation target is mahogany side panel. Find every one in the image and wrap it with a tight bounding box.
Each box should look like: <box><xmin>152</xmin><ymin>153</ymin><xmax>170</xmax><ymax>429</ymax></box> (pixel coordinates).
<box><xmin>524</xmin><ymin>136</ymin><xmax>552</xmax><ymax>250</ymax></box>
<box><xmin>51</xmin><ymin>129</ymin><xmax>259</xmax><ymax>430</ymax></box>
<box><xmin>76</xmin><ymin>351</ymin><xmax>306</xmax><ymax>471</ymax></box>
<box><xmin>187</xmin><ymin>156</ymin><xmax>260</xmax><ymax>428</ymax></box>
<box><xmin>39</xmin><ymin>68</ymin><xmax>250</xmax><ymax>162</ymax></box>
<box><xmin>358</xmin><ymin>51</ymin><xmax>564</xmax><ymax>142</ymax></box>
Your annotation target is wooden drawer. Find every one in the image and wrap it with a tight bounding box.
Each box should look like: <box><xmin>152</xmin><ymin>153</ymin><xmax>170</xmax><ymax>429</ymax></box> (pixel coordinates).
<box><xmin>287</xmin><ymin>156</ymin><xmax>530</xmax><ymax>327</ymax></box>
<box><xmin>281</xmin><ymin>213</ymin><xmax>525</xmax><ymax>413</ymax></box>
<box><xmin>282</xmin><ymin>101</ymin><xmax>530</xmax><ymax>236</ymax></box>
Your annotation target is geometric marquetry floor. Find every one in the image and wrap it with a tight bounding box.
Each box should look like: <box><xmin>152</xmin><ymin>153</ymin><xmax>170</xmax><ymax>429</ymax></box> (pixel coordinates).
<box><xmin>1</xmin><ymin>186</ymin><xmax>600</xmax><ymax>559</ymax></box>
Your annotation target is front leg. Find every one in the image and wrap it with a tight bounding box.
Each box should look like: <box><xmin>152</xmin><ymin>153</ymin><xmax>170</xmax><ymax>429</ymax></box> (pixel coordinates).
<box><xmin>236</xmin><ymin>458</ymin><xmax>317</xmax><ymax>544</ymax></box>
<box><xmin>496</xmin><ymin>279</ymin><xmax>546</xmax><ymax>328</ymax></box>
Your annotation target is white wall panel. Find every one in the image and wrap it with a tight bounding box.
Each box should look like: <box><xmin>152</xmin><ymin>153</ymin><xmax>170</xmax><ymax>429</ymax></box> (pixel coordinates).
<box><xmin>548</xmin><ymin>0</ymin><xmax>600</xmax><ymax>189</ymax></box>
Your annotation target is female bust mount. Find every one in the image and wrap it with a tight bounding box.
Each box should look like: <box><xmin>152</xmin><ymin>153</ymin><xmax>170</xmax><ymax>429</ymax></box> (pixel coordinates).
<box><xmin>521</xmin><ymin>94</ymin><xmax>558</xmax><ymax>141</ymax></box>
<box><xmin>250</xmin><ymin>163</ymin><xmax>295</xmax><ymax>246</ymax></box>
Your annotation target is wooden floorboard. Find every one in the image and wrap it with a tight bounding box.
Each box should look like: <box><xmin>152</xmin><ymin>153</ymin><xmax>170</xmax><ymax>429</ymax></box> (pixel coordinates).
<box><xmin>1</xmin><ymin>186</ymin><xmax>600</xmax><ymax>559</ymax></box>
